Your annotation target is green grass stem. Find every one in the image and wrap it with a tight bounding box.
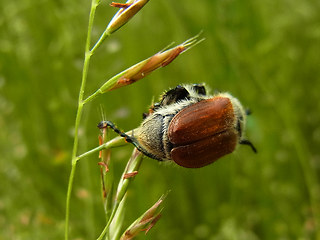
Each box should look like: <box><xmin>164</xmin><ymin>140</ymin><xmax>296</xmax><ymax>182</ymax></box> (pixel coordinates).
<box><xmin>65</xmin><ymin>0</ymin><xmax>103</xmax><ymax>239</ymax></box>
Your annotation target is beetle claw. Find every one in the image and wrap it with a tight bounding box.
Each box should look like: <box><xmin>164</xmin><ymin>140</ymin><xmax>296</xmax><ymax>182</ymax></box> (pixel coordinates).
<box><xmin>239</xmin><ymin>139</ymin><xmax>257</xmax><ymax>153</ymax></box>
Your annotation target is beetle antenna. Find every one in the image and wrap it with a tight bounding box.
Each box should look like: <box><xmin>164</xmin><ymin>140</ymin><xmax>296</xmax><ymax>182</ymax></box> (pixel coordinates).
<box><xmin>239</xmin><ymin>139</ymin><xmax>257</xmax><ymax>153</ymax></box>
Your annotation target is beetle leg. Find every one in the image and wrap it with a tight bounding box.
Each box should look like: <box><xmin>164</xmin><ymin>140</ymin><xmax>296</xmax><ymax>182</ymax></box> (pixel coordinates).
<box><xmin>98</xmin><ymin>120</ymin><xmax>137</xmax><ymax>145</ymax></box>
<box><xmin>239</xmin><ymin>139</ymin><xmax>257</xmax><ymax>153</ymax></box>
<box><xmin>97</xmin><ymin>121</ymin><xmax>163</xmax><ymax>161</ymax></box>
<box><xmin>191</xmin><ymin>84</ymin><xmax>206</xmax><ymax>95</ymax></box>
<box><xmin>160</xmin><ymin>85</ymin><xmax>190</xmax><ymax>106</ymax></box>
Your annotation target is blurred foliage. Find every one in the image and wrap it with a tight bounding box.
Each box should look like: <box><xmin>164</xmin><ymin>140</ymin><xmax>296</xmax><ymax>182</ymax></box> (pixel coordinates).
<box><xmin>1</xmin><ymin>0</ymin><xmax>320</xmax><ymax>239</ymax></box>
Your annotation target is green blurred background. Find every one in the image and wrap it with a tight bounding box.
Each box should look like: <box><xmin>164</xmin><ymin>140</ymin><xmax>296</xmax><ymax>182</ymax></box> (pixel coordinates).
<box><xmin>1</xmin><ymin>0</ymin><xmax>320</xmax><ymax>239</ymax></box>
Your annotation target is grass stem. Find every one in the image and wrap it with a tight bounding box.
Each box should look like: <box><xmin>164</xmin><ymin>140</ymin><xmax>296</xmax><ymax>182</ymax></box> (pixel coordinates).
<box><xmin>65</xmin><ymin>0</ymin><xmax>101</xmax><ymax>239</ymax></box>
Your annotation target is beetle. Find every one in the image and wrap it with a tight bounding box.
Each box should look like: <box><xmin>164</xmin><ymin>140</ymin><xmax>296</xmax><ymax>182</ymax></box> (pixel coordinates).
<box><xmin>98</xmin><ymin>84</ymin><xmax>256</xmax><ymax>168</ymax></box>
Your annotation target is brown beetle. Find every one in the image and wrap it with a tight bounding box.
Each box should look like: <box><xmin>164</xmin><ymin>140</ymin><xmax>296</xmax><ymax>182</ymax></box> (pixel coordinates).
<box><xmin>98</xmin><ymin>84</ymin><xmax>256</xmax><ymax>168</ymax></box>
